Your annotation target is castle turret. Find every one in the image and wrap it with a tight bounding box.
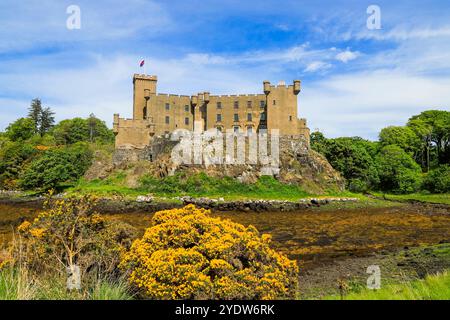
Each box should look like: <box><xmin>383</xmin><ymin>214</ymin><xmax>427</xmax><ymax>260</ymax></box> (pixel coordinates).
<box><xmin>203</xmin><ymin>92</ymin><xmax>210</xmax><ymax>103</ymax></box>
<box><xmin>293</xmin><ymin>80</ymin><xmax>301</xmax><ymax>95</ymax></box>
<box><xmin>133</xmin><ymin>74</ymin><xmax>157</xmax><ymax>120</ymax></box>
<box><xmin>263</xmin><ymin>81</ymin><xmax>271</xmax><ymax>95</ymax></box>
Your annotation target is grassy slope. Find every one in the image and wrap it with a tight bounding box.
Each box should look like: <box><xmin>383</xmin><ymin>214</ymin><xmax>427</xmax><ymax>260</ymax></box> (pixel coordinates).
<box><xmin>68</xmin><ymin>172</ymin><xmax>368</xmax><ymax>202</ymax></box>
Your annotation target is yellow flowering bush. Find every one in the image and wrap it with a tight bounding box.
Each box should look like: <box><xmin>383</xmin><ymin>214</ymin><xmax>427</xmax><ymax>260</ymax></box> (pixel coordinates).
<box><xmin>16</xmin><ymin>194</ymin><xmax>136</xmax><ymax>278</ymax></box>
<box><xmin>120</xmin><ymin>205</ymin><xmax>298</xmax><ymax>299</ymax></box>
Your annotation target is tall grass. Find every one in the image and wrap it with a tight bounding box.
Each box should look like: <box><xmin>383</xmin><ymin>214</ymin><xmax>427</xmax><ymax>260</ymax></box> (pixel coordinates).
<box><xmin>332</xmin><ymin>270</ymin><xmax>450</xmax><ymax>300</ymax></box>
<box><xmin>0</xmin><ymin>268</ymin><xmax>133</xmax><ymax>300</ymax></box>
<box><xmin>0</xmin><ymin>266</ymin><xmax>36</xmax><ymax>300</ymax></box>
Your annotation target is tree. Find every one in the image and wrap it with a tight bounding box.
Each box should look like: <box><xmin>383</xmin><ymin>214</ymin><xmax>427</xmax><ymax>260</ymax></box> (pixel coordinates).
<box><xmin>310</xmin><ymin>131</ymin><xmax>328</xmax><ymax>155</ymax></box>
<box><xmin>39</xmin><ymin>107</ymin><xmax>55</xmax><ymax>137</ymax></box>
<box><xmin>52</xmin><ymin>116</ymin><xmax>114</xmax><ymax>145</ymax></box>
<box><xmin>0</xmin><ymin>141</ymin><xmax>36</xmax><ymax>189</ymax></box>
<box><xmin>379</xmin><ymin>126</ymin><xmax>420</xmax><ymax>155</ymax></box>
<box><xmin>19</xmin><ymin>142</ymin><xmax>93</xmax><ymax>190</ymax></box>
<box><xmin>422</xmin><ymin>165</ymin><xmax>450</xmax><ymax>193</ymax></box>
<box><xmin>27</xmin><ymin>98</ymin><xmax>55</xmax><ymax>137</ymax></box>
<box><xmin>376</xmin><ymin>145</ymin><xmax>423</xmax><ymax>194</ymax></box>
<box><xmin>87</xmin><ymin>114</ymin><xmax>114</xmax><ymax>143</ymax></box>
<box><xmin>321</xmin><ymin>137</ymin><xmax>379</xmax><ymax>192</ymax></box>
<box><xmin>52</xmin><ymin>118</ymin><xmax>89</xmax><ymax>145</ymax></box>
<box><xmin>5</xmin><ymin>118</ymin><xmax>36</xmax><ymax>141</ymax></box>
<box><xmin>28</xmin><ymin>98</ymin><xmax>43</xmax><ymax>133</ymax></box>
<box><xmin>408</xmin><ymin>110</ymin><xmax>450</xmax><ymax>166</ymax></box>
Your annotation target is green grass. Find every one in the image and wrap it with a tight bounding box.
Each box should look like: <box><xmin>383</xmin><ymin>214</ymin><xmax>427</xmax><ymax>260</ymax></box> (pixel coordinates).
<box><xmin>327</xmin><ymin>270</ymin><xmax>450</xmax><ymax>300</ymax></box>
<box><xmin>67</xmin><ymin>173</ymin><xmax>402</xmax><ymax>208</ymax></box>
<box><xmin>372</xmin><ymin>192</ymin><xmax>450</xmax><ymax>205</ymax></box>
<box><xmin>0</xmin><ymin>267</ymin><xmax>133</xmax><ymax>300</ymax></box>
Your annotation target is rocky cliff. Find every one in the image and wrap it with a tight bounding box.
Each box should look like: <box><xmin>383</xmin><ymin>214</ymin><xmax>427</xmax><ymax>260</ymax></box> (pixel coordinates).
<box><xmin>85</xmin><ymin>136</ymin><xmax>345</xmax><ymax>194</ymax></box>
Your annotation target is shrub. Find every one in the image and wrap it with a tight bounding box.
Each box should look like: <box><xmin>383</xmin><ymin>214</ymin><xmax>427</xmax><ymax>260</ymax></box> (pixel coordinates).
<box><xmin>19</xmin><ymin>142</ymin><xmax>93</xmax><ymax>190</ymax></box>
<box><xmin>423</xmin><ymin>165</ymin><xmax>450</xmax><ymax>193</ymax></box>
<box><xmin>120</xmin><ymin>205</ymin><xmax>299</xmax><ymax>300</ymax></box>
<box><xmin>0</xmin><ymin>141</ymin><xmax>37</xmax><ymax>189</ymax></box>
<box><xmin>16</xmin><ymin>194</ymin><xmax>136</xmax><ymax>279</ymax></box>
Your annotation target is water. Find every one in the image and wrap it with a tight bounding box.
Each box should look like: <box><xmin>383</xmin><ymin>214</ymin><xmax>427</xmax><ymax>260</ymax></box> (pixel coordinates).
<box><xmin>1</xmin><ymin>203</ymin><xmax>449</xmax><ymax>269</ymax></box>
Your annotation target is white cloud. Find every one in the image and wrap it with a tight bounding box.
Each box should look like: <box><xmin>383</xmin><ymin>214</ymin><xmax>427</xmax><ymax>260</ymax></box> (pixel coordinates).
<box><xmin>304</xmin><ymin>61</ymin><xmax>331</xmax><ymax>73</ymax></box>
<box><xmin>301</xmin><ymin>70</ymin><xmax>450</xmax><ymax>139</ymax></box>
<box><xmin>335</xmin><ymin>50</ymin><xmax>359</xmax><ymax>63</ymax></box>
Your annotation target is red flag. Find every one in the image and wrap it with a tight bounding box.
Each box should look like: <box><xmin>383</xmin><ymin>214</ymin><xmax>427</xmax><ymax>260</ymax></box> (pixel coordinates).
<box><xmin>139</xmin><ymin>60</ymin><xmax>145</xmax><ymax>67</ymax></box>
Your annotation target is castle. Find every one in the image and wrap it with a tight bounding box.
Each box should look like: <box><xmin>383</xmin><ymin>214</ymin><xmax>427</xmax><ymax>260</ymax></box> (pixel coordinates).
<box><xmin>113</xmin><ymin>74</ymin><xmax>310</xmax><ymax>149</ymax></box>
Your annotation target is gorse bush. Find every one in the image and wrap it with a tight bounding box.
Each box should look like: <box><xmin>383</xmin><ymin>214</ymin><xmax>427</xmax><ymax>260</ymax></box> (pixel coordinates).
<box><xmin>120</xmin><ymin>205</ymin><xmax>299</xmax><ymax>300</ymax></box>
<box><xmin>16</xmin><ymin>194</ymin><xmax>136</xmax><ymax>279</ymax></box>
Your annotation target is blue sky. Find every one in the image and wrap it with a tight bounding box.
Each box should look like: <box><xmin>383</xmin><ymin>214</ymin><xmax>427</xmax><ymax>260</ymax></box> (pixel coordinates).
<box><xmin>1</xmin><ymin>0</ymin><xmax>449</xmax><ymax>139</ymax></box>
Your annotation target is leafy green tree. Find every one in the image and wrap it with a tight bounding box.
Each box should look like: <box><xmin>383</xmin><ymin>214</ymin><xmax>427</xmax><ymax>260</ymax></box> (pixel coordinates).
<box><xmin>422</xmin><ymin>165</ymin><xmax>450</xmax><ymax>193</ymax></box>
<box><xmin>5</xmin><ymin>118</ymin><xmax>36</xmax><ymax>141</ymax></box>
<box><xmin>52</xmin><ymin>116</ymin><xmax>113</xmax><ymax>145</ymax></box>
<box><xmin>379</xmin><ymin>126</ymin><xmax>420</xmax><ymax>155</ymax></box>
<box><xmin>376</xmin><ymin>145</ymin><xmax>423</xmax><ymax>194</ymax></box>
<box><xmin>52</xmin><ymin>118</ymin><xmax>89</xmax><ymax>145</ymax></box>
<box><xmin>28</xmin><ymin>98</ymin><xmax>43</xmax><ymax>133</ymax></box>
<box><xmin>87</xmin><ymin>114</ymin><xmax>115</xmax><ymax>143</ymax></box>
<box><xmin>408</xmin><ymin>110</ymin><xmax>450</xmax><ymax>166</ymax></box>
<box><xmin>19</xmin><ymin>142</ymin><xmax>93</xmax><ymax>190</ymax></box>
<box><xmin>322</xmin><ymin>137</ymin><xmax>379</xmax><ymax>192</ymax></box>
<box><xmin>0</xmin><ymin>141</ymin><xmax>37</xmax><ymax>189</ymax></box>
<box><xmin>310</xmin><ymin>131</ymin><xmax>328</xmax><ymax>155</ymax></box>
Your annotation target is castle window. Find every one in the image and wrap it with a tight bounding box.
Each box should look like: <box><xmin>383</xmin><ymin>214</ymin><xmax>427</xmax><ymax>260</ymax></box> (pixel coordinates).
<box><xmin>165</xmin><ymin>103</ymin><xmax>170</xmax><ymax>111</ymax></box>
<box><xmin>234</xmin><ymin>101</ymin><xmax>239</xmax><ymax>109</ymax></box>
<box><xmin>260</xmin><ymin>100</ymin><xmax>265</xmax><ymax>108</ymax></box>
<box><xmin>234</xmin><ymin>113</ymin><xmax>239</xmax><ymax>122</ymax></box>
<box><xmin>217</xmin><ymin>102</ymin><xmax>222</xmax><ymax>109</ymax></box>
<box><xmin>261</xmin><ymin>112</ymin><xmax>267</xmax><ymax>121</ymax></box>
<box><xmin>247</xmin><ymin>113</ymin><xmax>252</xmax><ymax>121</ymax></box>
<box><xmin>185</xmin><ymin>117</ymin><xmax>189</xmax><ymax>125</ymax></box>
<box><xmin>185</xmin><ymin>105</ymin><xmax>189</xmax><ymax>112</ymax></box>
<box><xmin>273</xmin><ymin>100</ymin><xmax>276</xmax><ymax>105</ymax></box>
<box><xmin>247</xmin><ymin>101</ymin><xmax>252</xmax><ymax>108</ymax></box>
<box><xmin>165</xmin><ymin>116</ymin><xmax>170</xmax><ymax>124</ymax></box>
<box><xmin>289</xmin><ymin>116</ymin><xmax>292</xmax><ymax>121</ymax></box>
<box><xmin>233</xmin><ymin>126</ymin><xmax>240</xmax><ymax>133</ymax></box>
<box><xmin>216</xmin><ymin>114</ymin><xmax>222</xmax><ymax>122</ymax></box>
<box><xmin>143</xmin><ymin>106</ymin><xmax>147</xmax><ymax>119</ymax></box>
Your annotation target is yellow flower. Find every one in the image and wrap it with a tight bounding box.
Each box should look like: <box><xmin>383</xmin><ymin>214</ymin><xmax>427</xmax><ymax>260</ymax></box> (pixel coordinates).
<box><xmin>17</xmin><ymin>220</ymin><xmax>31</xmax><ymax>232</ymax></box>
<box><xmin>29</xmin><ymin>228</ymin><xmax>46</xmax><ymax>238</ymax></box>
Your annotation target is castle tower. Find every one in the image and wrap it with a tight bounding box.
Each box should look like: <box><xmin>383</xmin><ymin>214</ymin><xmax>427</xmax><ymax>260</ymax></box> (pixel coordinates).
<box><xmin>264</xmin><ymin>80</ymin><xmax>302</xmax><ymax>136</ymax></box>
<box><xmin>133</xmin><ymin>74</ymin><xmax>157</xmax><ymax>120</ymax></box>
